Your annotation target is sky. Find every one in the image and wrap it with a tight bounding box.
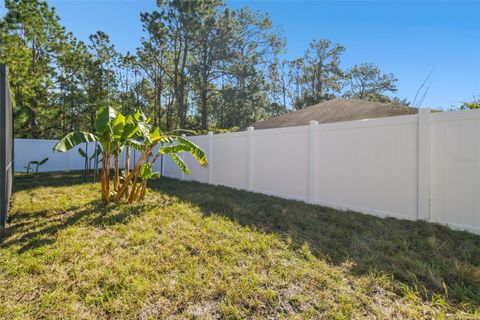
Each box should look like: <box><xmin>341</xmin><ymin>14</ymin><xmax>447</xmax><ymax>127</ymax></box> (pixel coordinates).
<box><xmin>1</xmin><ymin>0</ymin><xmax>479</xmax><ymax>109</ymax></box>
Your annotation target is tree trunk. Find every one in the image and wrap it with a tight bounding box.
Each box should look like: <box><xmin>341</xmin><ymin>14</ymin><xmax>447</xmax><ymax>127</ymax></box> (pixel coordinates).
<box><xmin>157</xmin><ymin>53</ymin><xmax>165</xmax><ymax>129</ymax></box>
<box><xmin>177</xmin><ymin>88</ymin><xmax>186</xmax><ymax>128</ymax></box>
<box><xmin>124</xmin><ymin>147</ymin><xmax>130</xmax><ymax>197</ymax></box>
<box><xmin>28</xmin><ymin>105</ymin><xmax>38</xmax><ymax>138</ymax></box>
<box><xmin>200</xmin><ymin>88</ymin><xmax>208</xmax><ymax>130</ymax></box>
<box><xmin>166</xmin><ymin>96</ymin><xmax>173</xmax><ymax>131</ymax></box>
<box><xmin>153</xmin><ymin>78</ymin><xmax>158</xmax><ymax>127</ymax></box>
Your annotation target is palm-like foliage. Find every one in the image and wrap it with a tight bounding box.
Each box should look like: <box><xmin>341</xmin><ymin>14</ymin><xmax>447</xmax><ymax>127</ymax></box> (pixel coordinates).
<box><xmin>78</xmin><ymin>144</ymin><xmax>102</xmax><ymax>177</ymax></box>
<box><xmin>53</xmin><ymin>106</ymin><xmax>207</xmax><ymax>204</ymax></box>
<box><xmin>24</xmin><ymin>157</ymin><xmax>49</xmax><ymax>175</ymax></box>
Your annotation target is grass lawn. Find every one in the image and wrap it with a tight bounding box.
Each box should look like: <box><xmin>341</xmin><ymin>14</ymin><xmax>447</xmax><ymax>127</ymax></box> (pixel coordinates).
<box><xmin>0</xmin><ymin>172</ymin><xmax>479</xmax><ymax>319</ymax></box>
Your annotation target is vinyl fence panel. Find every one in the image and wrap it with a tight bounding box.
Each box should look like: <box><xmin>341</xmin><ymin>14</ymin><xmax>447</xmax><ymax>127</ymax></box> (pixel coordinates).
<box><xmin>252</xmin><ymin>126</ymin><xmax>309</xmax><ymax>201</ymax></box>
<box><xmin>13</xmin><ymin>108</ymin><xmax>480</xmax><ymax>235</ymax></box>
<box><xmin>14</xmin><ymin>139</ymin><xmax>86</xmax><ymax>172</ymax></box>
<box><xmin>430</xmin><ymin>110</ymin><xmax>480</xmax><ymax>234</ymax></box>
<box><xmin>183</xmin><ymin>136</ymin><xmax>209</xmax><ymax>183</ymax></box>
<box><xmin>210</xmin><ymin>132</ymin><xmax>248</xmax><ymax>190</ymax></box>
<box><xmin>314</xmin><ymin>115</ymin><xmax>418</xmax><ymax>220</ymax></box>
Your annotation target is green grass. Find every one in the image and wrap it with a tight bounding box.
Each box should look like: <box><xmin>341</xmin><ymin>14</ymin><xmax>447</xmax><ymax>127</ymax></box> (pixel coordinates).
<box><xmin>0</xmin><ymin>172</ymin><xmax>479</xmax><ymax>319</ymax></box>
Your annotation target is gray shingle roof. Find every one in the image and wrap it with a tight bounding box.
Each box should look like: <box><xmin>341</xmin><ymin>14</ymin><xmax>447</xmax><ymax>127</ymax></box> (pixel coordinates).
<box><xmin>253</xmin><ymin>98</ymin><xmax>416</xmax><ymax>129</ymax></box>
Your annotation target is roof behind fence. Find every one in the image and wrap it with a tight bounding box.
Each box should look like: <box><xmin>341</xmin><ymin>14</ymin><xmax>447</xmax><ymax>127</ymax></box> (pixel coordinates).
<box><xmin>253</xmin><ymin>98</ymin><xmax>417</xmax><ymax>129</ymax></box>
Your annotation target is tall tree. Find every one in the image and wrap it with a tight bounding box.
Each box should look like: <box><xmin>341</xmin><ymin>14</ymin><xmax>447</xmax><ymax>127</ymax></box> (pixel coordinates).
<box><xmin>300</xmin><ymin>39</ymin><xmax>345</xmax><ymax>107</ymax></box>
<box><xmin>0</xmin><ymin>0</ymin><xmax>71</xmax><ymax>137</ymax></box>
<box><xmin>118</xmin><ymin>52</ymin><xmax>141</xmax><ymax>115</ymax></box>
<box><xmin>54</xmin><ymin>35</ymin><xmax>89</xmax><ymax>136</ymax></box>
<box><xmin>344</xmin><ymin>63</ymin><xmax>397</xmax><ymax>101</ymax></box>
<box><xmin>190</xmin><ymin>2</ymin><xmax>233</xmax><ymax>129</ymax></box>
<box><xmin>137</xmin><ymin>35</ymin><xmax>169</xmax><ymax>128</ymax></box>
<box><xmin>141</xmin><ymin>0</ymin><xmax>204</xmax><ymax>128</ymax></box>
<box><xmin>287</xmin><ymin>58</ymin><xmax>305</xmax><ymax>110</ymax></box>
<box><xmin>267</xmin><ymin>58</ymin><xmax>290</xmax><ymax>113</ymax></box>
<box><xmin>216</xmin><ymin>7</ymin><xmax>284</xmax><ymax>128</ymax></box>
<box><xmin>84</xmin><ymin>31</ymin><xmax>118</xmax><ymax>130</ymax></box>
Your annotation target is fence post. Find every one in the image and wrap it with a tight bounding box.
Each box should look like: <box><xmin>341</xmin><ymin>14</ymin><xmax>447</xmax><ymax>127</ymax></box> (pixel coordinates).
<box><xmin>417</xmin><ymin>108</ymin><xmax>431</xmax><ymax>220</ymax></box>
<box><xmin>308</xmin><ymin>120</ymin><xmax>319</xmax><ymax>204</ymax></box>
<box><xmin>181</xmin><ymin>134</ymin><xmax>186</xmax><ymax>181</ymax></box>
<box><xmin>0</xmin><ymin>64</ymin><xmax>8</xmax><ymax>227</ymax></box>
<box><xmin>208</xmin><ymin>132</ymin><xmax>213</xmax><ymax>184</ymax></box>
<box><xmin>246</xmin><ymin>127</ymin><xmax>254</xmax><ymax>191</ymax></box>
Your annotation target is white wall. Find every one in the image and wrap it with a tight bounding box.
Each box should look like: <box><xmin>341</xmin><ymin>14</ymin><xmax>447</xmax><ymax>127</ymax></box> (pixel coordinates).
<box><xmin>14</xmin><ymin>109</ymin><xmax>480</xmax><ymax>235</ymax></box>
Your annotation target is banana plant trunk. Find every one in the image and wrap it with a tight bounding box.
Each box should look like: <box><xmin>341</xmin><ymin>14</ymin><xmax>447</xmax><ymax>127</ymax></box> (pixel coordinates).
<box><xmin>113</xmin><ymin>152</ymin><xmax>120</xmax><ymax>191</ymax></box>
<box><xmin>101</xmin><ymin>152</ymin><xmax>111</xmax><ymax>203</ymax></box>
<box><xmin>115</xmin><ymin>148</ymin><xmax>151</xmax><ymax>202</ymax></box>
<box><xmin>125</xmin><ymin>147</ymin><xmax>130</xmax><ymax>177</ymax></box>
<box><xmin>124</xmin><ymin>147</ymin><xmax>130</xmax><ymax>197</ymax></box>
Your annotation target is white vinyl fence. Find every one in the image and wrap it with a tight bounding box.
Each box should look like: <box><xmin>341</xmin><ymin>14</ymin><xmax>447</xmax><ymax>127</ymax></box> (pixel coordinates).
<box><xmin>14</xmin><ymin>108</ymin><xmax>480</xmax><ymax>235</ymax></box>
<box><xmin>14</xmin><ymin>138</ymin><xmax>142</xmax><ymax>173</ymax></box>
<box><xmin>162</xmin><ymin>109</ymin><xmax>480</xmax><ymax>235</ymax></box>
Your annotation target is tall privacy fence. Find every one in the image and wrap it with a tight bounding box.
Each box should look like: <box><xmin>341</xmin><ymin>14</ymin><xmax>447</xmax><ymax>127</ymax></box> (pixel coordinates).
<box><xmin>13</xmin><ymin>108</ymin><xmax>480</xmax><ymax>235</ymax></box>
<box><xmin>1</xmin><ymin>64</ymin><xmax>14</xmax><ymax>227</ymax></box>
<box><xmin>14</xmin><ymin>139</ymin><xmax>143</xmax><ymax>173</ymax></box>
<box><xmin>162</xmin><ymin>109</ymin><xmax>480</xmax><ymax>235</ymax></box>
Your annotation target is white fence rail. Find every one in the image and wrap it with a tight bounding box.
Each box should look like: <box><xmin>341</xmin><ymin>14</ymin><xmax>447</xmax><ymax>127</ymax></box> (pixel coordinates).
<box><xmin>14</xmin><ymin>108</ymin><xmax>480</xmax><ymax>235</ymax></box>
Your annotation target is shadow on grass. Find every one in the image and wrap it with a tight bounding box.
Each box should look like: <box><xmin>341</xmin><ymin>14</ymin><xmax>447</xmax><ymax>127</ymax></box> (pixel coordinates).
<box><xmin>1</xmin><ymin>200</ymin><xmax>154</xmax><ymax>254</ymax></box>
<box><xmin>4</xmin><ymin>173</ymin><xmax>174</xmax><ymax>255</ymax></box>
<box><xmin>6</xmin><ymin>173</ymin><xmax>480</xmax><ymax>308</ymax></box>
<box><xmin>13</xmin><ymin>171</ymin><xmax>96</xmax><ymax>192</ymax></box>
<box><xmin>150</xmin><ymin>177</ymin><xmax>480</xmax><ymax>308</ymax></box>
<box><xmin>1</xmin><ymin>201</ymin><xmax>100</xmax><ymax>253</ymax></box>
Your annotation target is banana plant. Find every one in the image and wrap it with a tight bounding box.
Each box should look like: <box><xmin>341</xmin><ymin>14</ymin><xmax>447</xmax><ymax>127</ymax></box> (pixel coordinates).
<box><xmin>24</xmin><ymin>157</ymin><xmax>49</xmax><ymax>175</ymax></box>
<box><xmin>54</xmin><ymin>106</ymin><xmax>115</xmax><ymax>202</ymax></box>
<box><xmin>114</xmin><ymin>113</ymin><xmax>208</xmax><ymax>203</ymax></box>
<box><xmin>78</xmin><ymin>144</ymin><xmax>102</xmax><ymax>175</ymax></box>
<box><xmin>53</xmin><ymin>106</ymin><xmax>207</xmax><ymax>204</ymax></box>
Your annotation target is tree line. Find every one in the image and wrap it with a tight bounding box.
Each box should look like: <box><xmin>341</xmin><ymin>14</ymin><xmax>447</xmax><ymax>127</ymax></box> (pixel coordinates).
<box><xmin>1</xmin><ymin>0</ymin><xmax>409</xmax><ymax>139</ymax></box>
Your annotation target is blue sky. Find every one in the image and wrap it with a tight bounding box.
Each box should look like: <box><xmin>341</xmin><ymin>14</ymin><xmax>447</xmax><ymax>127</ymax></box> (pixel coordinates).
<box><xmin>1</xmin><ymin>0</ymin><xmax>479</xmax><ymax>109</ymax></box>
